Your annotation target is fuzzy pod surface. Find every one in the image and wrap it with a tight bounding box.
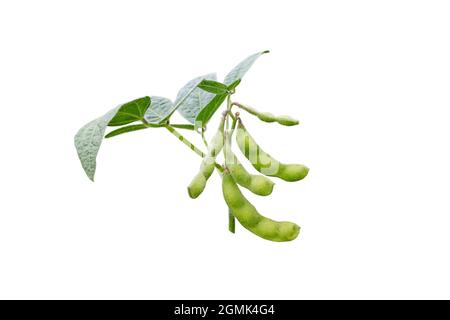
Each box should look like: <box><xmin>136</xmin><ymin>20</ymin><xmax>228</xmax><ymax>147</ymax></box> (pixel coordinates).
<box><xmin>222</xmin><ymin>172</ymin><xmax>300</xmax><ymax>242</ymax></box>
<box><xmin>224</xmin><ymin>130</ymin><xmax>274</xmax><ymax>196</ymax></box>
<box><xmin>187</xmin><ymin>118</ymin><xmax>225</xmax><ymax>198</ymax></box>
<box><xmin>236</xmin><ymin>120</ymin><xmax>309</xmax><ymax>182</ymax></box>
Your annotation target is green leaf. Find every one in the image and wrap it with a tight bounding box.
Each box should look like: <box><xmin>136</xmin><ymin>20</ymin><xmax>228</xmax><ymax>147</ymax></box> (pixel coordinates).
<box><xmin>194</xmin><ymin>93</ymin><xmax>228</xmax><ymax>129</ymax></box>
<box><xmin>108</xmin><ymin>96</ymin><xmax>151</xmax><ymax>126</ymax></box>
<box><xmin>198</xmin><ymin>79</ymin><xmax>229</xmax><ymax>95</ymax></box>
<box><xmin>227</xmin><ymin>79</ymin><xmax>241</xmax><ymax>91</ymax></box>
<box><xmin>144</xmin><ymin>96</ymin><xmax>174</xmax><ymax>124</ymax></box>
<box><xmin>105</xmin><ymin>124</ymin><xmax>148</xmax><ymax>138</ymax></box>
<box><xmin>223</xmin><ymin>50</ymin><xmax>269</xmax><ymax>87</ymax></box>
<box><xmin>177</xmin><ymin>73</ymin><xmax>217</xmax><ymax>124</ymax></box>
<box><xmin>74</xmin><ymin>107</ymin><xmax>121</xmax><ymax>181</ymax></box>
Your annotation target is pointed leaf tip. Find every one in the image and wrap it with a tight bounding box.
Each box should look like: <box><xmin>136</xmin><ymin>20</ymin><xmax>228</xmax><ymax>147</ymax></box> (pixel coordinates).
<box><xmin>75</xmin><ymin>106</ymin><xmax>122</xmax><ymax>181</ymax></box>
<box><xmin>223</xmin><ymin>51</ymin><xmax>270</xmax><ymax>86</ymax></box>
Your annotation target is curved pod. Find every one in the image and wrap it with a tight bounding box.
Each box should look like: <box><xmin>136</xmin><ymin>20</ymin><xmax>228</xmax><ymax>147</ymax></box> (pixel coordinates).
<box><xmin>224</xmin><ymin>130</ymin><xmax>274</xmax><ymax>196</ymax></box>
<box><xmin>236</xmin><ymin>120</ymin><xmax>309</xmax><ymax>182</ymax></box>
<box><xmin>222</xmin><ymin>172</ymin><xmax>300</xmax><ymax>242</ymax></box>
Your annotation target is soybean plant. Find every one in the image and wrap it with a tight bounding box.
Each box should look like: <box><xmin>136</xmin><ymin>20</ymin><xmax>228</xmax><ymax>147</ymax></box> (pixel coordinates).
<box><xmin>74</xmin><ymin>50</ymin><xmax>309</xmax><ymax>242</ymax></box>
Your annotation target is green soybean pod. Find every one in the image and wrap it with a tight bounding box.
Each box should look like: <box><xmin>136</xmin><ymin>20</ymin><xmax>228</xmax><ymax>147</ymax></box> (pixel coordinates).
<box><xmin>222</xmin><ymin>172</ymin><xmax>300</xmax><ymax>242</ymax></box>
<box><xmin>224</xmin><ymin>130</ymin><xmax>274</xmax><ymax>196</ymax></box>
<box><xmin>257</xmin><ymin>112</ymin><xmax>277</xmax><ymax>123</ymax></box>
<box><xmin>187</xmin><ymin>160</ymin><xmax>215</xmax><ymax>199</ymax></box>
<box><xmin>236</xmin><ymin>119</ymin><xmax>309</xmax><ymax>182</ymax></box>
<box><xmin>187</xmin><ymin>117</ymin><xmax>225</xmax><ymax>199</ymax></box>
<box><xmin>276</xmin><ymin>115</ymin><xmax>299</xmax><ymax>126</ymax></box>
<box><xmin>235</xmin><ymin>103</ymin><xmax>298</xmax><ymax>126</ymax></box>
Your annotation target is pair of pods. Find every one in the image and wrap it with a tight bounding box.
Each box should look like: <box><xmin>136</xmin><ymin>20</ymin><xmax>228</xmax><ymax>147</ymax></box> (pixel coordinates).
<box><xmin>187</xmin><ymin>117</ymin><xmax>225</xmax><ymax>199</ymax></box>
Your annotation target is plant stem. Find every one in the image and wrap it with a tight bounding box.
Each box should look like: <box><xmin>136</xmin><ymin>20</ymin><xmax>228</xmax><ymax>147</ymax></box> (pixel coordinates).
<box><xmin>225</xmin><ymin>97</ymin><xmax>236</xmax><ymax>233</ymax></box>
<box><xmin>227</xmin><ymin>111</ymin><xmax>236</xmax><ymax>122</ymax></box>
<box><xmin>231</xmin><ymin>114</ymin><xmax>238</xmax><ymax>132</ymax></box>
<box><xmin>215</xmin><ymin>162</ymin><xmax>224</xmax><ymax>173</ymax></box>
<box><xmin>201</xmin><ymin>128</ymin><xmax>208</xmax><ymax>147</ymax></box>
<box><xmin>164</xmin><ymin>125</ymin><xmax>205</xmax><ymax>158</ymax></box>
<box><xmin>225</xmin><ymin>95</ymin><xmax>233</xmax><ymax>128</ymax></box>
<box><xmin>228</xmin><ymin>209</ymin><xmax>235</xmax><ymax>233</ymax></box>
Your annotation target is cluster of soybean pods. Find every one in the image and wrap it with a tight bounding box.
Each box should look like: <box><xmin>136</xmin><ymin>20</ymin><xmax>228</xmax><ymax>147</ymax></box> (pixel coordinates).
<box><xmin>188</xmin><ymin>103</ymin><xmax>309</xmax><ymax>242</ymax></box>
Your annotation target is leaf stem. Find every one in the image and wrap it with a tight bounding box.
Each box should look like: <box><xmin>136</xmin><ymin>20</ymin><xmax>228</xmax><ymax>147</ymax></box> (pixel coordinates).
<box><xmin>226</xmin><ymin>95</ymin><xmax>232</xmax><ymax>129</ymax></box>
<box><xmin>171</xmin><ymin>124</ymin><xmax>195</xmax><ymax>130</ymax></box>
<box><xmin>227</xmin><ymin>111</ymin><xmax>236</xmax><ymax>122</ymax></box>
<box><xmin>231</xmin><ymin>102</ymin><xmax>257</xmax><ymax>115</ymax></box>
<box><xmin>201</xmin><ymin>128</ymin><xmax>208</xmax><ymax>148</ymax></box>
<box><xmin>142</xmin><ymin>121</ymin><xmax>194</xmax><ymax>130</ymax></box>
<box><xmin>164</xmin><ymin>125</ymin><xmax>205</xmax><ymax>158</ymax></box>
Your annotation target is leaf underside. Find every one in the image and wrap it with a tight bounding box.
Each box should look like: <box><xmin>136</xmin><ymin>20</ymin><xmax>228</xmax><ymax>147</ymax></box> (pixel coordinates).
<box><xmin>177</xmin><ymin>73</ymin><xmax>217</xmax><ymax>124</ymax></box>
<box><xmin>223</xmin><ymin>50</ymin><xmax>269</xmax><ymax>87</ymax></box>
<box><xmin>144</xmin><ymin>96</ymin><xmax>174</xmax><ymax>124</ymax></box>
<box><xmin>158</xmin><ymin>75</ymin><xmax>210</xmax><ymax>124</ymax></box>
<box><xmin>74</xmin><ymin>107</ymin><xmax>121</xmax><ymax>181</ymax></box>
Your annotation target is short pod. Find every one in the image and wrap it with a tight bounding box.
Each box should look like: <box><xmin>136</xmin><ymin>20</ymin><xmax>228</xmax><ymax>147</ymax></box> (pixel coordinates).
<box><xmin>187</xmin><ymin>117</ymin><xmax>225</xmax><ymax>198</ymax></box>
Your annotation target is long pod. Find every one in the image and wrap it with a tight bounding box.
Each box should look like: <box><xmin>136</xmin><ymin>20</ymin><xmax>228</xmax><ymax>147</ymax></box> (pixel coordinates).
<box><xmin>222</xmin><ymin>172</ymin><xmax>300</xmax><ymax>242</ymax></box>
<box><xmin>236</xmin><ymin>119</ymin><xmax>309</xmax><ymax>182</ymax></box>
<box><xmin>224</xmin><ymin>130</ymin><xmax>274</xmax><ymax>196</ymax></box>
<box><xmin>235</xmin><ymin>103</ymin><xmax>299</xmax><ymax>126</ymax></box>
<box><xmin>187</xmin><ymin>117</ymin><xmax>225</xmax><ymax>198</ymax></box>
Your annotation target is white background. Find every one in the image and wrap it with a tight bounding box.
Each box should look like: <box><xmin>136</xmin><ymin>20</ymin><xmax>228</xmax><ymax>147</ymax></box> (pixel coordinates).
<box><xmin>1</xmin><ymin>0</ymin><xmax>449</xmax><ymax>299</ymax></box>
